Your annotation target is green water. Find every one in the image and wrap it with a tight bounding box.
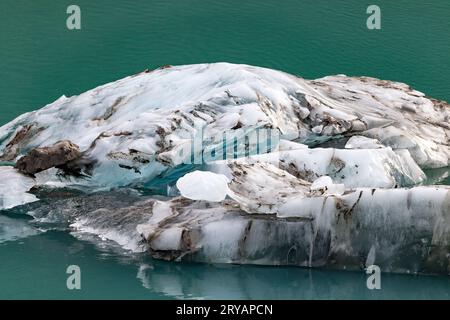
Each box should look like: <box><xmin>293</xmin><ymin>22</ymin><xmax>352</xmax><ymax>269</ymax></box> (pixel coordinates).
<box><xmin>0</xmin><ymin>1</ymin><xmax>449</xmax><ymax>299</ymax></box>
<box><xmin>1</xmin><ymin>229</ymin><xmax>450</xmax><ymax>300</ymax></box>
<box><xmin>1</xmin><ymin>0</ymin><xmax>449</xmax><ymax>125</ymax></box>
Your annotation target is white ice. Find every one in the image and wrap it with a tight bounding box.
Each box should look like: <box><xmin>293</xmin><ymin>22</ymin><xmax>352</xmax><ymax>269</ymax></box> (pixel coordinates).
<box><xmin>209</xmin><ymin>145</ymin><xmax>426</xmax><ymax>188</ymax></box>
<box><xmin>0</xmin><ymin>166</ymin><xmax>38</xmax><ymax>210</ymax></box>
<box><xmin>176</xmin><ymin>170</ymin><xmax>230</xmax><ymax>202</ymax></box>
<box><xmin>345</xmin><ymin>136</ymin><xmax>384</xmax><ymax>149</ymax></box>
<box><xmin>310</xmin><ymin>176</ymin><xmax>345</xmax><ymax>196</ymax></box>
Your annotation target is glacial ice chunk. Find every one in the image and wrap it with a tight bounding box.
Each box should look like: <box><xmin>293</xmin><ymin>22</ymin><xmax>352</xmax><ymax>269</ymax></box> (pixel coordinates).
<box><xmin>0</xmin><ymin>62</ymin><xmax>448</xmax><ymax>275</ymax></box>
<box><xmin>310</xmin><ymin>176</ymin><xmax>345</xmax><ymax>196</ymax></box>
<box><xmin>0</xmin><ymin>166</ymin><xmax>38</xmax><ymax>210</ymax></box>
<box><xmin>226</xmin><ymin>162</ymin><xmax>311</xmax><ymax>214</ymax></box>
<box><xmin>0</xmin><ymin>215</ymin><xmax>40</xmax><ymax>243</ymax></box>
<box><xmin>345</xmin><ymin>136</ymin><xmax>384</xmax><ymax>149</ymax></box>
<box><xmin>277</xmin><ymin>140</ymin><xmax>308</xmax><ymax>151</ymax></box>
<box><xmin>311</xmin><ymin>176</ymin><xmax>333</xmax><ymax>189</ymax></box>
<box><xmin>176</xmin><ymin>171</ymin><xmax>230</xmax><ymax>202</ymax></box>
<box><xmin>209</xmin><ymin>146</ymin><xmax>426</xmax><ymax>188</ymax></box>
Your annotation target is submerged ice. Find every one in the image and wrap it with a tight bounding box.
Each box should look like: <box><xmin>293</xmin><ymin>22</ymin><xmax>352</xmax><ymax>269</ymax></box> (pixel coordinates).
<box><xmin>0</xmin><ymin>166</ymin><xmax>38</xmax><ymax>209</ymax></box>
<box><xmin>0</xmin><ymin>63</ymin><xmax>449</xmax><ymax>275</ymax></box>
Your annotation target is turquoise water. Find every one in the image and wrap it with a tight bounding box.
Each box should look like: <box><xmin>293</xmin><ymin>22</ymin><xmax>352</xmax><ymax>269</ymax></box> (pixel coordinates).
<box><xmin>1</xmin><ymin>228</ymin><xmax>449</xmax><ymax>300</ymax></box>
<box><xmin>0</xmin><ymin>1</ymin><xmax>449</xmax><ymax>299</ymax></box>
<box><xmin>1</xmin><ymin>0</ymin><xmax>449</xmax><ymax>125</ymax></box>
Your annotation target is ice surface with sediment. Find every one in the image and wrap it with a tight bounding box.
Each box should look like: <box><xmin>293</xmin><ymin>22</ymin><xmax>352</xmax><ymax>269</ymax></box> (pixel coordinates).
<box><xmin>135</xmin><ymin>165</ymin><xmax>450</xmax><ymax>274</ymax></box>
<box><xmin>0</xmin><ymin>63</ymin><xmax>448</xmax><ymax>191</ymax></box>
<box><xmin>0</xmin><ymin>63</ymin><xmax>449</xmax><ymax>274</ymax></box>
<box><xmin>208</xmin><ymin>145</ymin><xmax>426</xmax><ymax>188</ymax></box>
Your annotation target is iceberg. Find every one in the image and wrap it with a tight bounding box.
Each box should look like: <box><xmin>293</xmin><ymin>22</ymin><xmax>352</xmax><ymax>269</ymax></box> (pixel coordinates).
<box><xmin>0</xmin><ymin>63</ymin><xmax>449</xmax><ymax>275</ymax></box>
